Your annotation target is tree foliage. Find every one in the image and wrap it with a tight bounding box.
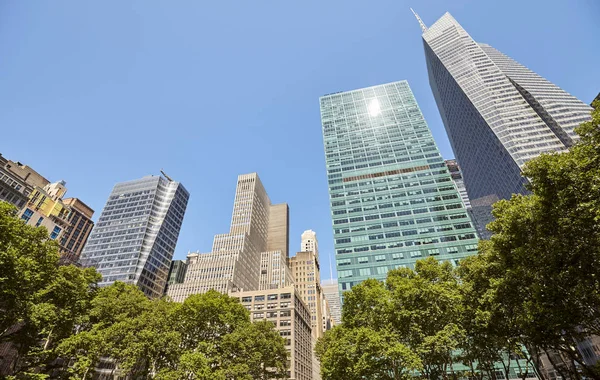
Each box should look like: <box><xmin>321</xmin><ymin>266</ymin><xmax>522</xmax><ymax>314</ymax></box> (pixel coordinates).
<box><xmin>0</xmin><ymin>202</ymin><xmax>101</xmax><ymax>376</ymax></box>
<box><xmin>55</xmin><ymin>288</ymin><xmax>288</xmax><ymax>380</ymax></box>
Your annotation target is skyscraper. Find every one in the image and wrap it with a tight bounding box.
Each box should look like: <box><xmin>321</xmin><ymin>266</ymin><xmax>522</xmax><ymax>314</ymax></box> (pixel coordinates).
<box><xmin>321</xmin><ymin>279</ymin><xmax>342</xmax><ymax>325</ymax></box>
<box><xmin>300</xmin><ymin>229</ymin><xmax>319</xmax><ymax>260</ymax></box>
<box><xmin>419</xmin><ymin>12</ymin><xmax>593</xmax><ymax>237</ymax></box>
<box><xmin>166</xmin><ymin>173</ymin><xmax>289</xmax><ymax>301</ymax></box>
<box><xmin>80</xmin><ymin>174</ymin><xmax>189</xmax><ymax>298</ymax></box>
<box><xmin>320</xmin><ymin>81</ymin><xmax>479</xmax><ymax>299</ymax></box>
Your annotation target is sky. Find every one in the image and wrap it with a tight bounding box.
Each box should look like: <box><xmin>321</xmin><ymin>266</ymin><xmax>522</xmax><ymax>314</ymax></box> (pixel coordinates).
<box><xmin>1</xmin><ymin>0</ymin><xmax>598</xmax><ymax>281</ymax></box>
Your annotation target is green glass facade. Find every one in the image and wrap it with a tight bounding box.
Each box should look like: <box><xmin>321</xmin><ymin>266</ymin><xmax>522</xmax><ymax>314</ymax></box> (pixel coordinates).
<box><xmin>320</xmin><ymin>81</ymin><xmax>479</xmax><ymax>298</ymax></box>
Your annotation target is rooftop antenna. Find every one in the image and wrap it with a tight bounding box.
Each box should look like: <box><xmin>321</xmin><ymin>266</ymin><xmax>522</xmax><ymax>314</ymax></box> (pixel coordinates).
<box><xmin>160</xmin><ymin>169</ymin><xmax>174</xmax><ymax>182</ymax></box>
<box><xmin>410</xmin><ymin>8</ymin><xmax>428</xmax><ymax>33</ymax></box>
<box><xmin>329</xmin><ymin>259</ymin><xmax>334</xmax><ymax>282</ymax></box>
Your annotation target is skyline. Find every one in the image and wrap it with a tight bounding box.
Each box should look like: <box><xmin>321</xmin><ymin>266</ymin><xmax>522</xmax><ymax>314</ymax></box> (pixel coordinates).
<box><xmin>1</xmin><ymin>1</ymin><xmax>598</xmax><ymax>280</ymax></box>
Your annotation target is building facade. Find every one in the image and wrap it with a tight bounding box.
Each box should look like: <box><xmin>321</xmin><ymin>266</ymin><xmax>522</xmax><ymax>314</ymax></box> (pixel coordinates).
<box><xmin>260</xmin><ymin>250</ymin><xmax>295</xmax><ymax>290</ymax></box>
<box><xmin>300</xmin><ymin>229</ymin><xmax>319</xmax><ymax>260</ymax></box>
<box><xmin>290</xmin><ymin>250</ymin><xmax>324</xmax><ymax>339</ymax></box>
<box><xmin>321</xmin><ymin>279</ymin><xmax>342</xmax><ymax>325</ymax></box>
<box><xmin>320</xmin><ymin>81</ymin><xmax>479</xmax><ymax>299</ymax></box>
<box><xmin>0</xmin><ymin>154</ymin><xmax>33</xmax><ymax>210</ymax></box>
<box><xmin>164</xmin><ymin>259</ymin><xmax>188</xmax><ymax>294</ymax></box>
<box><xmin>18</xmin><ymin>181</ymin><xmax>95</xmax><ymax>264</ymax></box>
<box><xmin>421</xmin><ymin>12</ymin><xmax>593</xmax><ymax>238</ymax></box>
<box><xmin>80</xmin><ymin>174</ymin><xmax>189</xmax><ymax>298</ymax></box>
<box><xmin>59</xmin><ymin>197</ymin><xmax>95</xmax><ymax>264</ymax></box>
<box><xmin>233</xmin><ymin>286</ymin><xmax>313</xmax><ymax>380</ymax></box>
<box><xmin>167</xmin><ymin>173</ymin><xmax>289</xmax><ymax>302</ymax></box>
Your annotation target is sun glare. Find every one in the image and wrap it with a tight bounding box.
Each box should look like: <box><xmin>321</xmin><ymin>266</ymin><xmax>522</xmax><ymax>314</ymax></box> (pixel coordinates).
<box><xmin>368</xmin><ymin>99</ymin><xmax>381</xmax><ymax>116</ymax></box>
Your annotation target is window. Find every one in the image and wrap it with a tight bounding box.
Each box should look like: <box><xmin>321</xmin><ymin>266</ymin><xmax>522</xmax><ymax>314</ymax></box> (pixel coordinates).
<box><xmin>267</xmin><ymin>294</ymin><xmax>278</xmax><ymax>300</ymax></box>
<box><xmin>35</xmin><ymin>217</ymin><xmax>44</xmax><ymax>227</ymax></box>
<box><xmin>410</xmin><ymin>251</ymin><xmax>422</xmax><ymax>258</ymax></box>
<box><xmin>253</xmin><ymin>313</ymin><xmax>264</xmax><ymax>319</ymax></box>
<box><xmin>392</xmin><ymin>253</ymin><xmax>403</xmax><ymax>260</ymax></box>
<box><xmin>377</xmin><ymin>266</ymin><xmax>388</xmax><ymax>275</ymax></box>
<box><xmin>21</xmin><ymin>208</ymin><xmax>33</xmax><ymax>223</ymax></box>
<box><xmin>357</xmin><ymin>257</ymin><xmax>369</xmax><ymax>264</ymax></box>
<box><xmin>254</xmin><ymin>295</ymin><xmax>265</xmax><ymax>302</ymax></box>
<box><xmin>281</xmin><ymin>293</ymin><xmax>291</xmax><ymax>299</ymax></box>
<box><xmin>280</xmin><ymin>320</ymin><xmax>291</xmax><ymax>327</ymax></box>
<box><xmin>359</xmin><ymin>268</ymin><xmax>371</xmax><ymax>276</ymax></box>
<box><xmin>375</xmin><ymin>255</ymin><xmax>386</xmax><ymax>262</ymax></box>
<box><xmin>339</xmin><ymin>270</ymin><xmax>353</xmax><ymax>278</ymax></box>
<box><xmin>50</xmin><ymin>226</ymin><xmax>61</xmax><ymax>240</ymax></box>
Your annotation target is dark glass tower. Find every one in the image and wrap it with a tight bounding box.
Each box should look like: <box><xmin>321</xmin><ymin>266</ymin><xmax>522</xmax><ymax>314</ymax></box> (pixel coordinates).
<box><xmin>421</xmin><ymin>12</ymin><xmax>592</xmax><ymax>238</ymax></box>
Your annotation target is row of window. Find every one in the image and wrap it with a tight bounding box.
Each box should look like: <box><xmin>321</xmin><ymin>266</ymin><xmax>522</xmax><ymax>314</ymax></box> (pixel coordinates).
<box><xmin>335</xmin><ymin>233</ymin><xmax>478</xmax><ymax>254</ymax></box>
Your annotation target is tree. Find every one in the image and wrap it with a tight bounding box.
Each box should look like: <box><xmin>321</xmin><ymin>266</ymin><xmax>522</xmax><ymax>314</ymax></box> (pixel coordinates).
<box><xmin>316</xmin><ymin>326</ymin><xmax>421</xmax><ymax>380</ymax></box>
<box><xmin>467</xmin><ymin>103</ymin><xmax>600</xmax><ymax>379</ymax></box>
<box><xmin>57</xmin><ymin>286</ymin><xmax>289</xmax><ymax>380</ymax></box>
<box><xmin>0</xmin><ymin>202</ymin><xmax>101</xmax><ymax>376</ymax></box>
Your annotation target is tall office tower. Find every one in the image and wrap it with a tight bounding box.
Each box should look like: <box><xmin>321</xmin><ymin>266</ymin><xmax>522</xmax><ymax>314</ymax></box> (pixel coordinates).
<box><xmin>419</xmin><ymin>12</ymin><xmax>593</xmax><ymax>238</ymax></box>
<box><xmin>167</xmin><ymin>173</ymin><xmax>289</xmax><ymax>302</ymax></box>
<box><xmin>80</xmin><ymin>174</ymin><xmax>189</xmax><ymax>298</ymax></box>
<box><xmin>290</xmin><ymin>250</ymin><xmax>324</xmax><ymax>339</ymax></box>
<box><xmin>320</xmin><ymin>81</ymin><xmax>479</xmax><ymax>299</ymax></box>
<box><xmin>259</xmin><ymin>250</ymin><xmax>295</xmax><ymax>290</ymax></box>
<box><xmin>321</xmin><ymin>279</ymin><xmax>342</xmax><ymax>325</ymax></box>
<box><xmin>300</xmin><ymin>229</ymin><xmax>319</xmax><ymax>260</ymax></box>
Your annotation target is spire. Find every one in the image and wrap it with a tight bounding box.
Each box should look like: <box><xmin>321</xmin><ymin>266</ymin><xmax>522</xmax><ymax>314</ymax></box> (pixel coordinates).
<box><xmin>410</xmin><ymin>8</ymin><xmax>428</xmax><ymax>33</ymax></box>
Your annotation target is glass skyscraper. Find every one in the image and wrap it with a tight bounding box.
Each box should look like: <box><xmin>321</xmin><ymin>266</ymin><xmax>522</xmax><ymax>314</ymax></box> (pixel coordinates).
<box><xmin>80</xmin><ymin>174</ymin><xmax>189</xmax><ymax>298</ymax></box>
<box><xmin>421</xmin><ymin>12</ymin><xmax>592</xmax><ymax>238</ymax></box>
<box><xmin>320</xmin><ymin>81</ymin><xmax>479</xmax><ymax>298</ymax></box>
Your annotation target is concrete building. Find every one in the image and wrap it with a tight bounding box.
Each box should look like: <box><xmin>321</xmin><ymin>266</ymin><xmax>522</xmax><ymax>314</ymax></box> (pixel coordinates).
<box><xmin>260</xmin><ymin>250</ymin><xmax>295</xmax><ymax>290</ymax></box>
<box><xmin>80</xmin><ymin>174</ymin><xmax>189</xmax><ymax>298</ymax></box>
<box><xmin>420</xmin><ymin>11</ymin><xmax>593</xmax><ymax>238</ymax></box>
<box><xmin>0</xmin><ymin>154</ymin><xmax>33</xmax><ymax>210</ymax></box>
<box><xmin>321</xmin><ymin>279</ymin><xmax>342</xmax><ymax>325</ymax></box>
<box><xmin>233</xmin><ymin>286</ymin><xmax>313</xmax><ymax>380</ymax></box>
<box><xmin>290</xmin><ymin>250</ymin><xmax>324</xmax><ymax>339</ymax></box>
<box><xmin>300</xmin><ymin>229</ymin><xmax>319</xmax><ymax>260</ymax></box>
<box><xmin>59</xmin><ymin>197</ymin><xmax>95</xmax><ymax>264</ymax></box>
<box><xmin>18</xmin><ymin>181</ymin><xmax>95</xmax><ymax>264</ymax></box>
<box><xmin>4</xmin><ymin>158</ymin><xmax>50</xmax><ymax>189</ymax></box>
<box><xmin>167</xmin><ymin>173</ymin><xmax>289</xmax><ymax>302</ymax></box>
<box><xmin>320</xmin><ymin>81</ymin><xmax>479</xmax><ymax>300</ymax></box>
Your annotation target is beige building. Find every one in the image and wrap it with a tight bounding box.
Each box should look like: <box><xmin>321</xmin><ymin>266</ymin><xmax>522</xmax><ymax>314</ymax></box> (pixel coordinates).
<box><xmin>167</xmin><ymin>173</ymin><xmax>289</xmax><ymax>301</ymax></box>
<box><xmin>260</xmin><ymin>250</ymin><xmax>295</xmax><ymax>290</ymax></box>
<box><xmin>300</xmin><ymin>229</ymin><xmax>318</xmax><ymax>261</ymax></box>
<box><xmin>18</xmin><ymin>180</ymin><xmax>94</xmax><ymax>264</ymax></box>
<box><xmin>290</xmin><ymin>250</ymin><xmax>324</xmax><ymax>339</ymax></box>
<box><xmin>0</xmin><ymin>154</ymin><xmax>94</xmax><ymax>264</ymax></box>
<box><xmin>232</xmin><ymin>286</ymin><xmax>313</xmax><ymax>380</ymax></box>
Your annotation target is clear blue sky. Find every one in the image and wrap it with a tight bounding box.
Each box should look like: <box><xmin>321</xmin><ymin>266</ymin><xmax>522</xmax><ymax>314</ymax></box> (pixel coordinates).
<box><xmin>1</xmin><ymin>0</ymin><xmax>598</xmax><ymax>280</ymax></box>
